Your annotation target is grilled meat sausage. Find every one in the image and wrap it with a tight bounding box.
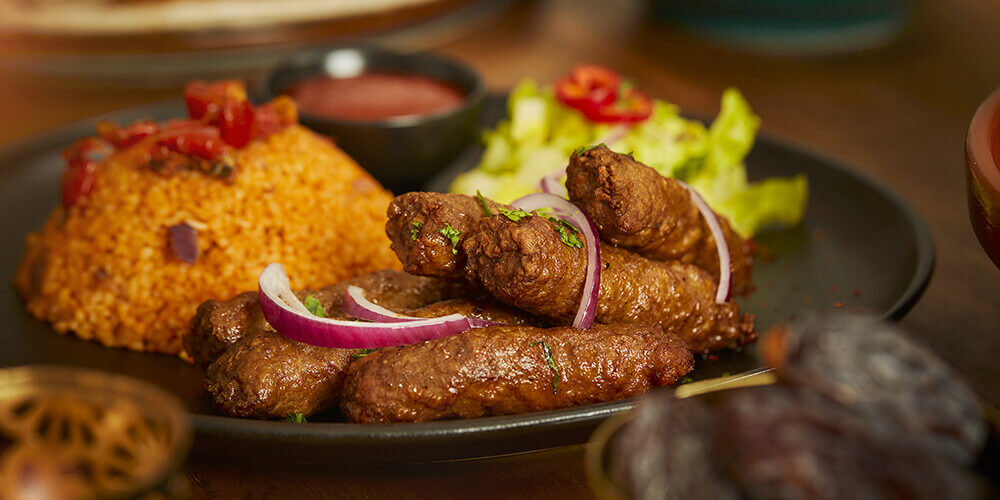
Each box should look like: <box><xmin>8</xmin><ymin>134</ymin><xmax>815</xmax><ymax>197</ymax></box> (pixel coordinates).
<box><xmin>185</xmin><ymin>269</ymin><xmax>468</xmax><ymax>365</ymax></box>
<box><xmin>385</xmin><ymin>192</ymin><xmax>507</xmax><ymax>280</ymax></box>
<box><xmin>341</xmin><ymin>323</ymin><xmax>694</xmax><ymax>423</ymax></box>
<box><xmin>205</xmin><ymin>330</ymin><xmax>358</xmax><ymax>419</ymax></box>
<box><xmin>462</xmin><ymin>214</ymin><xmax>755</xmax><ymax>353</ymax></box>
<box><xmin>565</xmin><ymin>145</ymin><xmax>753</xmax><ymax>294</ymax></box>
<box><xmin>204</xmin><ymin>297</ymin><xmax>539</xmax><ymax>419</ymax></box>
<box><xmin>405</xmin><ymin>298</ymin><xmax>541</xmax><ymax>326</ymax></box>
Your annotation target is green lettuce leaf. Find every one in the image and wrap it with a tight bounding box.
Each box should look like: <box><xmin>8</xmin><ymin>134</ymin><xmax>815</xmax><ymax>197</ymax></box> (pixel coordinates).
<box><xmin>717</xmin><ymin>175</ymin><xmax>809</xmax><ymax>237</ymax></box>
<box><xmin>450</xmin><ymin>81</ymin><xmax>808</xmax><ymax>236</ymax></box>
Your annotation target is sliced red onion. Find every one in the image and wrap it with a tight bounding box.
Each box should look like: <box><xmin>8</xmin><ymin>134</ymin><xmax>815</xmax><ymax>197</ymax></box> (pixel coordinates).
<box><xmin>342</xmin><ymin>285</ymin><xmax>424</xmax><ymax>323</ymax></box>
<box><xmin>511</xmin><ymin>193</ymin><xmax>601</xmax><ymax>329</ymax></box>
<box><xmin>677</xmin><ymin>181</ymin><xmax>731</xmax><ymax>303</ymax></box>
<box><xmin>167</xmin><ymin>222</ymin><xmax>199</xmax><ymax>264</ymax></box>
<box><xmin>341</xmin><ymin>285</ymin><xmax>498</xmax><ymax>328</ymax></box>
<box><xmin>539</xmin><ymin>168</ymin><xmax>569</xmax><ymax>198</ymax></box>
<box><xmin>258</xmin><ymin>264</ymin><xmax>478</xmax><ymax>348</ymax></box>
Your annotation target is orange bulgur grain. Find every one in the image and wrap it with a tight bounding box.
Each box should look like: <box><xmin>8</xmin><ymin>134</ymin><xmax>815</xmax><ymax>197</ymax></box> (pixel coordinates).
<box><xmin>14</xmin><ymin>126</ymin><xmax>400</xmax><ymax>356</ymax></box>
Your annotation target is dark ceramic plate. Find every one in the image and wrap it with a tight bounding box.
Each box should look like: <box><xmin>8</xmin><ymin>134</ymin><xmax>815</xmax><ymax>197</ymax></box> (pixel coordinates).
<box><xmin>0</xmin><ymin>95</ymin><xmax>933</xmax><ymax>464</ymax></box>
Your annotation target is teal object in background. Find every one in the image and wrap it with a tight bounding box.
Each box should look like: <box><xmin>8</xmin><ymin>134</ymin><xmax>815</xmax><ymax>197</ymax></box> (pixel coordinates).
<box><xmin>653</xmin><ymin>0</ymin><xmax>917</xmax><ymax>54</ymax></box>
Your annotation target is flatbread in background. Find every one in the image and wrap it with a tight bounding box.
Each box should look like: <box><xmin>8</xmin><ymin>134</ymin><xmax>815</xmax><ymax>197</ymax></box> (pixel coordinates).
<box><xmin>0</xmin><ymin>0</ymin><xmax>446</xmax><ymax>35</ymax></box>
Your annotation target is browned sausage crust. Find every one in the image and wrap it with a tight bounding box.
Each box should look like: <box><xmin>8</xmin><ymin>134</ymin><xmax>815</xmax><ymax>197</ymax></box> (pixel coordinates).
<box><xmin>185</xmin><ymin>269</ymin><xmax>468</xmax><ymax>365</ymax></box>
<box><xmin>385</xmin><ymin>192</ymin><xmax>507</xmax><ymax>280</ymax></box>
<box><xmin>204</xmin><ymin>297</ymin><xmax>537</xmax><ymax>419</ymax></box>
<box><xmin>565</xmin><ymin>145</ymin><xmax>753</xmax><ymax>294</ymax></box>
<box><xmin>462</xmin><ymin>215</ymin><xmax>755</xmax><ymax>354</ymax></box>
<box><xmin>206</xmin><ymin>330</ymin><xmax>358</xmax><ymax>419</ymax></box>
<box><xmin>340</xmin><ymin>324</ymin><xmax>694</xmax><ymax>423</ymax></box>
<box><xmin>406</xmin><ymin>298</ymin><xmax>542</xmax><ymax>326</ymax></box>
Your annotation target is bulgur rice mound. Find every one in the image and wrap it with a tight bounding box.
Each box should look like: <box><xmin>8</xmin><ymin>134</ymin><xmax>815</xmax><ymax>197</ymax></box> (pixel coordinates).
<box><xmin>14</xmin><ymin>125</ymin><xmax>400</xmax><ymax>356</ymax></box>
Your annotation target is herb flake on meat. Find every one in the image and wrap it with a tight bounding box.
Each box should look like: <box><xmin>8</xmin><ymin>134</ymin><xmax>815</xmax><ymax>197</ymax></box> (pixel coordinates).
<box><xmin>285</xmin><ymin>412</ymin><xmax>307</xmax><ymax>423</ymax></box>
<box><xmin>573</xmin><ymin>143</ymin><xmax>605</xmax><ymax>156</ymax></box>
<box><xmin>351</xmin><ymin>348</ymin><xmax>378</xmax><ymax>360</ymax></box>
<box><xmin>498</xmin><ymin>207</ymin><xmax>533</xmax><ymax>222</ymax></box>
<box><xmin>439</xmin><ymin>224</ymin><xmax>462</xmax><ymax>254</ymax></box>
<box><xmin>476</xmin><ymin>190</ymin><xmax>494</xmax><ymax>217</ymax></box>
<box><xmin>548</xmin><ymin>217</ymin><xmax>584</xmax><ymax>248</ymax></box>
<box><xmin>531</xmin><ymin>341</ymin><xmax>561</xmax><ymax>393</ymax></box>
<box><xmin>410</xmin><ymin>221</ymin><xmax>422</xmax><ymax>241</ymax></box>
<box><xmin>304</xmin><ymin>295</ymin><xmax>327</xmax><ymax>318</ymax></box>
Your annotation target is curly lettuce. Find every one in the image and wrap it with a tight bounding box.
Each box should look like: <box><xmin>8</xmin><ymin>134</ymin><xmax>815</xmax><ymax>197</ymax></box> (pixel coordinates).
<box><xmin>450</xmin><ymin>81</ymin><xmax>808</xmax><ymax>237</ymax></box>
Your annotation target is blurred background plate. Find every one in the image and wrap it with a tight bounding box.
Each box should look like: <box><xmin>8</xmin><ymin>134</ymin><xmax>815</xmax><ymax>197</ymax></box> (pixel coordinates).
<box><xmin>651</xmin><ymin>0</ymin><xmax>917</xmax><ymax>55</ymax></box>
<box><xmin>0</xmin><ymin>94</ymin><xmax>932</xmax><ymax>464</ymax></box>
<box><xmin>0</xmin><ymin>0</ymin><xmax>509</xmax><ymax>84</ymax></box>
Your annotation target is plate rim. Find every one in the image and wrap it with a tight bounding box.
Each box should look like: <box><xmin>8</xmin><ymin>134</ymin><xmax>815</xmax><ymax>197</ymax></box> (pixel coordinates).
<box><xmin>0</xmin><ymin>95</ymin><xmax>935</xmax><ymax>462</ymax></box>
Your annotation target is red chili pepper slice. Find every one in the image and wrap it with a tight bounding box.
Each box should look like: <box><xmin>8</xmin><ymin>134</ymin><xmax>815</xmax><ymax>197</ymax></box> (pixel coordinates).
<box><xmin>157</xmin><ymin>126</ymin><xmax>230</xmax><ymax>160</ymax></box>
<box><xmin>184</xmin><ymin>80</ymin><xmax>257</xmax><ymax>147</ymax></box>
<box><xmin>554</xmin><ymin>65</ymin><xmax>653</xmax><ymax>124</ymax></box>
<box><xmin>61</xmin><ymin>161</ymin><xmax>98</xmax><ymax>209</ymax></box>
<box><xmin>61</xmin><ymin>137</ymin><xmax>106</xmax><ymax>165</ymax></box>
<box><xmin>96</xmin><ymin>120</ymin><xmax>161</xmax><ymax>149</ymax></box>
<box><xmin>555</xmin><ymin>65</ymin><xmax>620</xmax><ymax>111</ymax></box>
<box><xmin>255</xmin><ymin>96</ymin><xmax>299</xmax><ymax>137</ymax></box>
<box><xmin>580</xmin><ymin>88</ymin><xmax>653</xmax><ymax>124</ymax></box>
<box><xmin>60</xmin><ymin>138</ymin><xmax>107</xmax><ymax>209</ymax></box>
<box><xmin>183</xmin><ymin>80</ymin><xmax>247</xmax><ymax>121</ymax></box>
<box><xmin>218</xmin><ymin>98</ymin><xmax>256</xmax><ymax>148</ymax></box>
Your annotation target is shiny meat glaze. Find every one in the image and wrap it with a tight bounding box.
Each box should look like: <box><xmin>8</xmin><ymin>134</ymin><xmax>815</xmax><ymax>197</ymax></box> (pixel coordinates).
<box><xmin>462</xmin><ymin>215</ymin><xmax>756</xmax><ymax>354</ymax></box>
<box><xmin>206</xmin><ymin>330</ymin><xmax>358</xmax><ymax>419</ymax></box>
<box><xmin>204</xmin><ymin>297</ymin><xmax>538</xmax><ymax>419</ymax></box>
<box><xmin>184</xmin><ymin>269</ymin><xmax>468</xmax><ymax>365</ymax></box>
<box><xmin>340</xmin><ymin>324</ymin><xmax>694</xmax><ymax>423</ymax></box>
<box><xmin>405</xmin><ymin>298</ymin><xmax>541</xmax><ymax>326</ymax></box>
<box><xmin>385</xmin><ymin>192</ymin><xmax>507</xmax><ymax>280</ymax></box>
<box><xmin>565</xmin><ymin>145</ymin><xmax>753</xmax><ymax>294</ymax></box>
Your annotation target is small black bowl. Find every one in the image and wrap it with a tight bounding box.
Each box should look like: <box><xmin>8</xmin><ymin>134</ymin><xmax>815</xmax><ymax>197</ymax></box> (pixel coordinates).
<box><xmin>263</xmin><ymin>46</ymin><xmax>485</xmax><ymax>193</ymax></box>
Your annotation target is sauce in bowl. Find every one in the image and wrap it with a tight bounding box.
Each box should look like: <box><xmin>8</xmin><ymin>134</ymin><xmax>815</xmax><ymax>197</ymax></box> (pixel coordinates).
<box><xmin>288</xmin><ymin>73</ymin><xmax>467</xmax><ymax>122</ymax></box>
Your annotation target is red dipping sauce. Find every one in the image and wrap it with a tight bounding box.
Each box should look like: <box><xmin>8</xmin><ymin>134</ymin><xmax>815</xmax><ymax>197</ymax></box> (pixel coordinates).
<box><xmin>288</xmin><ymin>73</ymin><xmax>466</xmax><ymax>122</ymax></box>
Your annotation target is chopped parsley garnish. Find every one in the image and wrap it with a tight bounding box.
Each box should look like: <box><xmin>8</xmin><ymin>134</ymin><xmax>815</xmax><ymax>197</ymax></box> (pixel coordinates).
<box><xmin>439</xmin><ymin>224</ymin><xmax>461</xmax><ymax>254</ymax></box>
<box><xmin>530</xmin><ymin>341</ymin><xmax>560</xmax><ymax>393</ymax></box>
<box><xmin>410</xmin><ymin>221</ymin><xmax>422</xmax><ymax>241</ymax></box>
<box><xmin>679</xmin><ymin>376</ymin><xmax>694</xmax><ymax>385</ymax></box>
<box><xmin>498</xmin><ymin>207</ymin><xmax>533</xmax><ymax>222</ymax></box>
<box><xmin>573</xmin><ymin>143</ymin><xmax>605</xmax><ymax>156</ymax></box>
<box><xmin>303</xmin><ymin>295</ymin><xmax>327</xmax><ymax>318</ymax></box>
<box><xmin>285</xmin><ymin>412</ymin><xmax>307</xmax><ymax>423</ymax></box>
<box><xmin>351</xmin><ymin>348</ymin><xmax>378</xmax><ymax>360</ymax></box>
<box><xmin>548</xmin><ymin>217</ymin><xmax>584</xmax><ymax>248</ymax></box>
<box><xmin>476</xmin><ymin>190</ymin><xmax>493</xmax><ymax>217</ymax></box>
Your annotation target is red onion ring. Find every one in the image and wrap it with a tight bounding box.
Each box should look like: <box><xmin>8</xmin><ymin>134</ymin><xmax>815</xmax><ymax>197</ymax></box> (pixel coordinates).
<box><xmin>258</xmin><ymin>264</ymin><xmax>480</xmax><ymax>348</ymax></box>
<box><xmin>341</xmin><ymin>285</ymin><xmax>498</xmax><ymax>328</ymax></box>
<box><xmin>539</xmin><ymin>168</ymin><xmax>569</xmax><ymax>197</ymax></box>
<box><xmin>511</xmin><ymin>193</ymin><xmax>601</xmax><ymax>329</ymax></box>
<box><xmin>677</xmin><ymin>181</ymin><xmax>732</xmax><ymax>303</ymax></box>
<box><xmin>341</xmin><ymin>285</ymin><xmax>425</xmax><ymax>323</ymax></box>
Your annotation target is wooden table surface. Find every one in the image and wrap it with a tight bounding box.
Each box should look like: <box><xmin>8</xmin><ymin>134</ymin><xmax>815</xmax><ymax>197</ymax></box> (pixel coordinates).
<box><xmin>2</xmin><ymin>0</ymin><xmax>999</xmax><ymax>498</ymax></box>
